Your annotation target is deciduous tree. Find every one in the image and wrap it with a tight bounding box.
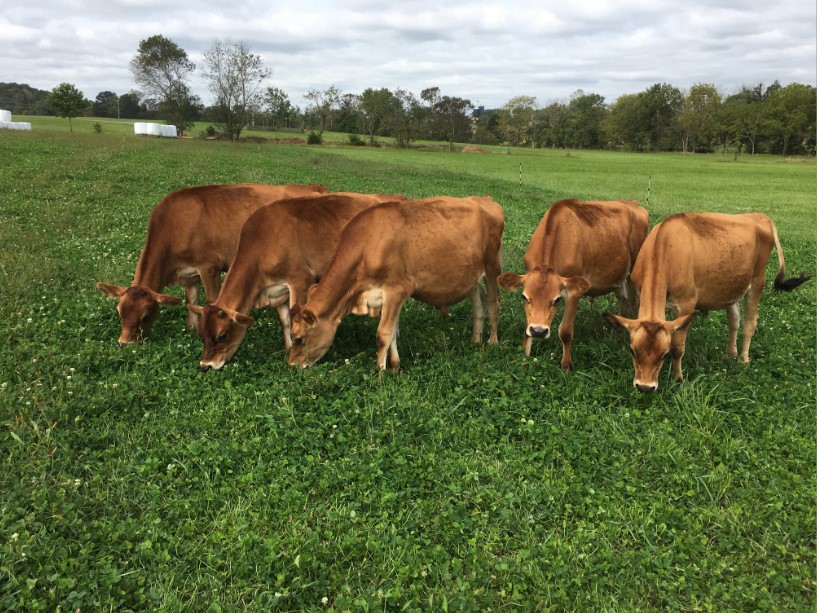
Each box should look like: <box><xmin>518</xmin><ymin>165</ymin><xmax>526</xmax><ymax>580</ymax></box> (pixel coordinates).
<box><xmin>202</xmin><ymin>39</ymin><xmax>272</xmax><ymax>140</ymax></box>
<box><xmin>46</xmin><ymin>83</ymin><xmax>89</xmax><ymax>132</ymax></box>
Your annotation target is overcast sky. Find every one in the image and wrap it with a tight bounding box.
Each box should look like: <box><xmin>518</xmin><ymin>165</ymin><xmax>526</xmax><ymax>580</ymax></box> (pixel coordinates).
<box><xmin>2</xmin><ymin>0</ymin><xmax>815</xmax><ymax>109</ymax></box>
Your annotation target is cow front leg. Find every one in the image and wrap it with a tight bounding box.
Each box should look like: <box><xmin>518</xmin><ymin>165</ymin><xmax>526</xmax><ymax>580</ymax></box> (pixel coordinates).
<box><xmin>375</xmin><ymin>295</ymin><xmax>407</xmax><ymax>371</ymax></box>
<box><xmin>614</xmin><ymin>277</ymin><xmax>639</xmax><ymax>318</ymax></box>
<box><xmin>182</xmin><ymin>282</ymin><xmax>201</xmax><ymax>328</ymax></box>
<box><xmin>557</xmin><ymin>293</ymin><xmax>581</xmax><ymax>372</ymax></box>
<box><xmin>200</xmin><ymin>266</ymin><xmax>222</xmax><ymax>305</ymax></box>
<box><xmin>522</xmin><ymin>335</ymin><xmax>533</xmax><ymax>356</ymax></box>
<box><xmin>276</xmin><ymin>304</ymin><xmax>292</xmax><ymax>349</ymax></box>
<box><xmin>669</xmin><ymin>327</ymin><xmax>689</xmax><ymax>381</ymax></box>
<box><xmin>738</xmin><ymin>282</ymin><xmax>764</xmax><ymax>365</ymax></box>
<box><xmin>469</xmin><ymin>283</ymin><xmax>485</xmax><ymax>343</ymax></box>
<box><xmin>725</xmin><ymin>302</ymin><xmax>740</xmax><ymax>359</ymax></box>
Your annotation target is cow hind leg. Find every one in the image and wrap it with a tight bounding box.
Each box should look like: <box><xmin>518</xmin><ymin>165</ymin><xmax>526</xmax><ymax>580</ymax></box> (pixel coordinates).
<box><xmin>670</xmin><ymin>327</ymin><xmax>689</xmax><ymax>382</ymax></box>
<box><xmin>484</xmin><ymin>252</ymin><xmax>502</xmax><ymax>344</ymax></box>
<box><xmin>558</xmin><ymin>294</ymin><xmax>581</xmax><ymax>372</ymax></box>
<box><xmin>725</xmin><ymin>302</ymin><xmax>740</xmax><ymax>359</ymax></box>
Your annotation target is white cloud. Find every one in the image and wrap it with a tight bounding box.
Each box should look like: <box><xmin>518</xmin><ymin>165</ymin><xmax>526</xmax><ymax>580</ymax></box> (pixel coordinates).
<box><xmin>0</xmin><ymin>0</ymin><xmax>813</xmax><ymax>107</ymax></box>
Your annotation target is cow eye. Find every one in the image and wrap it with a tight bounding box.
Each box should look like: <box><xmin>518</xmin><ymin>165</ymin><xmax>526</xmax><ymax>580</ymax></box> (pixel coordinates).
<box><xmin>552</xmin><ymin>296</ymin><xmax>562</xmax><ymax>306</ymax></box>
<box><xmin>521</xmin><ymin>294</ymin><xmax>531</xmax><ymax>304</ymax></box>
<box><xmin>216</xmin><ymin>333</ymin><xmax>228</xmax><ymax>344</ymax></box>
<box><xmin>140</xmin><ymin>312</ymin><xmax>152</xmax><ymax>323</ymax></box>
<box><xmin>293</xmin><ymin>337</ymin><xmax>304</xmax><ymax>346</ymax></box>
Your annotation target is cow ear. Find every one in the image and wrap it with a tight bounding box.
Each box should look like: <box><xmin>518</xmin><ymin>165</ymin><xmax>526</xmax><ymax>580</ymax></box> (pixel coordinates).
<box><xmin>97</xmin><ymin>282</ymin><xmax>127</xmax><ymax>298</ymax></box>
<box><xmin>233</xmin><ymin>312</ymin><xmax>255</xmax><ymax>327</ymax></box>
<box><xmin>562</xmin><ymin>275</ymin><xmax>590</xmax><ymax>297</ymax></box>
<box><xmin>670</xmin><ymin>311</ymin><xmax>697</xmax><ymax>332</ymax></box>
<box><xmin>301</xmin><ymin>308</ymin><xmax>319</xmax><ymax>328</ymax></box>
<box><xmin>497</xmin><ymin>272</ymin><xmax>524</xmax><ymax>291</ymax></box>
<box><xmin>187</xmin><ymin>304</ymin><xmax>205</xmax><ymax>316</ymax></box>
<box><xmin>154</xmin><ymin>293</ymin><xmax>183</xmax><ymax>305</ymax></box>
<box><xmin>603</xmin><ymin>312</ymin><xmax>635</xmax><ymax>331</ymax></box>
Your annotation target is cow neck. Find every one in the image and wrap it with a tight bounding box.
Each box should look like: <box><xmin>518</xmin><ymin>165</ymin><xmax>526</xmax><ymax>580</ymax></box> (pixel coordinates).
<box><xmin>131</xmin><ymin>242</ymin><xmax>173</xmax><ymax>291</ymax></box>
<box><xmin>218</xmin><ymin>260</ymin><xmax>261</xmax><ymax>315</ymax></box>
<box><xmin>537</xmin><ymin>209</ymin><xmax>561</xmax><ymax>268</ymax></box>
<box><xmin>307</xmin><ymin>250</ymin><xmax>362</xmax><ymax>323</ymax></box>
<box><xmin>636</xmin><ymin>225</ymin><xmax>671</xmax><ymax>321</ymax></box>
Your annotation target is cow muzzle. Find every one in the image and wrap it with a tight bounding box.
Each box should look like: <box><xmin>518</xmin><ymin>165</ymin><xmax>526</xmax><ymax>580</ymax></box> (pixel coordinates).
<box><xmin>635</xmin><ymin>382</ymin><xmax>657</xmax><ymax>393</ymax></box>
<box><xmin>527</xmin><ymin>325</ymin><xmax>550</xmax><ymax>339</ymax></box>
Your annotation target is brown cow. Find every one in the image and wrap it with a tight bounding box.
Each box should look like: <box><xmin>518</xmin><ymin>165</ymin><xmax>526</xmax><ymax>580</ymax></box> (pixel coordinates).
<box><xmin>498</xmin><ymin>199</ymin><xmax>648</xmax><ymax>371</ymax></box>
<box><xmin>96</xmin><ymin>183</ymin><xmax>329</xmax><ymax>345</ymax></box>
<box><xmin>604</xmin><ymin>212</ymin><xmax>811</xmax><ymax>392</ymax></box>
<box><xmin>288</xmin><ymin>196</ymin><xmax>505</xmax><ymax>370</ymax></box>
<box><xmin>189</xmin><ymin>192</ymin><xmax>406</xmax><ymax>371</ymax></box>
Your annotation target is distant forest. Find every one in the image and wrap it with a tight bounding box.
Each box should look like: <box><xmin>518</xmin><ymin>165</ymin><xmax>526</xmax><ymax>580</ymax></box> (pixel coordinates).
<box><xmin>2</xmin><ymin>80</ymin><xmax>814</xmax><ymax>156</ymax></box>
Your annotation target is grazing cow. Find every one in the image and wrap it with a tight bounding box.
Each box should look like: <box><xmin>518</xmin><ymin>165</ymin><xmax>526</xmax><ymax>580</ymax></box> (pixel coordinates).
<box><xmin>288</xmin><ymin>196</ymin><xmax>505</xmax><ymax>370</ymax></box>
<box><xmin>498</xmin><ymin>199</ymin><xmax>648</xmax><ymax>371</ymax></box>
<box><xmin>96</xmin><ymin>183</ymin><xmax>329</xmax><ymax>345</ymax></box>
<box><xmin>190</xmin><ymin>192</ymin><xmax>406</xmax><ymax>371</ymax></box>
<box><xmin>604</xmin><ymin>212</ymin><xmax>812</xmax><ymax>392</ymax></box>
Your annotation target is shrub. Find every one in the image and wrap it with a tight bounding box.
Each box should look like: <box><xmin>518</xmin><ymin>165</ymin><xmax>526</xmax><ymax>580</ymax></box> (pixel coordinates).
<box><xmin>93</xmin><ymin>123</ymin><xmax>103</xmax><ymax>134</ymax></box>
<box><xmin>348</xmin><ymin>133</ymin><xmax>365</xmax><ymax>146</ymax></box>
<box><xmin>307</xmin><ymin>131</ymin><xmax>323</xmax><ymax>145</ymax></box>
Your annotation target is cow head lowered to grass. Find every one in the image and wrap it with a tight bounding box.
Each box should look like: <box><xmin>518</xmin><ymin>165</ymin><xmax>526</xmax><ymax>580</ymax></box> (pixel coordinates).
<box><xmin>604</xmin><ymin>211</ymin><xmax>812</xmax><ymax>392</ymax></box>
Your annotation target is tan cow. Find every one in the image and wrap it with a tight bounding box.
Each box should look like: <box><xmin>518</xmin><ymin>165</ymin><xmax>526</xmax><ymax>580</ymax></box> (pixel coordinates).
<box><xmin>189</xmin><ymin>192</ymin><xmax>406</xmax><ymax>371</ymax></box>
<box><xmin>498</xmin><ymin>199</ymin><xmax>648</xmax><ymax>371</ymax></box>
<box><xmin>604</xmin><ymin>212</ymin><xmax>811</xmax><ymax>392</ymax></box>
<box><xmin>96</xmin><ymin>183</ymin><xmax>329</xmax><ymax>345</ymax></box>
<box><xmin>288</xmin><ymin>196</ymin><xmax>505</xmax><ymax>370</ymax></box>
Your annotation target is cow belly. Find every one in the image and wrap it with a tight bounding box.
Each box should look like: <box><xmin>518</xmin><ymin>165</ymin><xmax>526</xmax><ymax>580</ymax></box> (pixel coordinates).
<box><xmin>177</xmin><ymin>267</ymin><xmax>200</xmax><ymax>284</ymax></box>
<box><xmin>255</xmin><ymin>283</ymin><xmax>290</xmax><ymax>308</ymax></box>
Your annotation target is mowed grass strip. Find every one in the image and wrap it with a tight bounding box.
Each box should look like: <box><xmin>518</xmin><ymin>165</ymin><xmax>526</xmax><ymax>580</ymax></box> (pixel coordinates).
<box><xmin>0</xmin><ymin>129</ymin><xmax>814</xmax><ymax>611</ymax></box>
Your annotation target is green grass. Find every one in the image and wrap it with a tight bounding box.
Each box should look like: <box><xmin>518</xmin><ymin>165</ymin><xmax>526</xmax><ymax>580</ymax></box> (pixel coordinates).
<box><xmin>0</xmin><ymin>127</ymin><xmax>815</xmax><ymax>611</ymax></box>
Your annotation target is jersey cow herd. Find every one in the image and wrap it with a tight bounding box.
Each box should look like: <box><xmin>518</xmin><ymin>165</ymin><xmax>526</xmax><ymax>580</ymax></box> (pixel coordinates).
<box><xmin>97</xmin><ymin>183</ymin><xmax>811</xmax><ymax>392</ymax></box>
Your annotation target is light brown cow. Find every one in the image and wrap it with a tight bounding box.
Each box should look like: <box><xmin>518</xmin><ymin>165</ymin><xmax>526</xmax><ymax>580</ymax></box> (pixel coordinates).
<box><xmin>604</xmin><ymin>212</ymin><xmax>811</xmax><ymax>392</ymax></box>
<box><xmin>498</xmin><ymin>199</ymin><xmax>648</xmax><ymax>371</ymax></box>
<box><xmin>288</xmin><ymin>196</ymin><xmax>505</xmax><ymax>370</ymax></box>
<box><xmin>189</xmin><ymin>192</ymin><xmax>406</xmax><ymax>371</ymax></box>
<box><xmin>96</xmin><ymin>183</ymin><xmax>329</xmax><ymax>345</ymax></box>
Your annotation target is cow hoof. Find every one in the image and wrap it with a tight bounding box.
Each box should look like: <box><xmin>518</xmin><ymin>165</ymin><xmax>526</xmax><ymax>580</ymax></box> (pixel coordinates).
<box><xmin>561</xmin><ymin>361</ymin><xmax>574</xmax><ymax>372</ymax></box>
<box><xmin>738</xmin><ymin>356</ymin><xmax>750</xmax><ymax>366</ymax></box>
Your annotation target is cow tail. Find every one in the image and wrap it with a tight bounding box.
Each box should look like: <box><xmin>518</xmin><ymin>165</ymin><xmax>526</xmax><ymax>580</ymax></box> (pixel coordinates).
<box><xmin>771</xmin><ymin>219</ymin><xmax>813</xmax><ymax>292</ymax></box>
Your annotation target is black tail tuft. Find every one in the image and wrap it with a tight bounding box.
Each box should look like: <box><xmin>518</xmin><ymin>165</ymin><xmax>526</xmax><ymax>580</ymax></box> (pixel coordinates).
<box><xmin>774</xmin><ymin>271</ymin><xmax>813</xmax><ymax>292</ymax></box>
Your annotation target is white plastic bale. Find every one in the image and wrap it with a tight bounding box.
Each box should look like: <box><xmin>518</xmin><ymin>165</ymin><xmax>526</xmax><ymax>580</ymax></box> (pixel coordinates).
<box><xmin>0</xmin><ymin>110</ymin><xmax>11</xmax><ymax>122</ymax></box>
<box><xmin>134</xmin><ymin>122</ymin><xmax>147</xmax><ymax>135</ymax></box>
<box><xmin>146</xmin><ymin>123</ymin><xmax>162</xmax><ymax>136</ymax></box>
<box><xmin>19</xmin><ymin>122</ymin><xmax>32</xmax><ymax>131</ymax></box>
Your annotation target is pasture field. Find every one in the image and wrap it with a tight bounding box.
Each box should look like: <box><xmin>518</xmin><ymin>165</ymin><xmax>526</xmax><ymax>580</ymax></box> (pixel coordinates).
<box><xmin>0</xmin><ymin>126</ymin><xmax>815</xmax><ymax>611</ymax></box>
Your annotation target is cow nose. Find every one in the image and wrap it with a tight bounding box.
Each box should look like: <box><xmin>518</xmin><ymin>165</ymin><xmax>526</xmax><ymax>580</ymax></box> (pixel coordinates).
<box><xmin>635</xmin><ymin>383</ymin><xmax>657</xmax><ymax>393</ymax></box>
<box><xmin>528</xmin><ymin>325</ymin><xmax>550</xmax><ymax>339</ymax></box>
<box><xmin>118</xmin><ymin>341</ymin><xmax>129</xmax><ymax>348</ymax></box>
<box><xmin>199</xmin><ymin>364</ymin><xmax>212</xmax><ymax>373</ymax></box>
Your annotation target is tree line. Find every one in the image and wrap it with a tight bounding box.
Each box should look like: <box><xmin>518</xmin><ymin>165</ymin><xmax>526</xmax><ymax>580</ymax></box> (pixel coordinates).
<box><xmin>3</xmin><ymin>33</ymin><xmax>814</xmax><ymax>155</ymax></box>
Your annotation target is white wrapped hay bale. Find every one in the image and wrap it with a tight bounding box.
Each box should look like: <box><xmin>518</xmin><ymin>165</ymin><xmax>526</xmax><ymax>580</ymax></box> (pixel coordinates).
<box><xmin>0</xmin><ymin>110</ymin><xmax>11</xmax><ymax>122</ymax></box>
<box><xmin>160</xmin><ymin>125</ymin><xmax>177</xmax><ymax>138</ymax></box>
<box><xmin>146</xmin><ymin>123</ymin><xmax>162</xmax><ymax>136</ymax></box>
<box><xmin>15</xmin><ymin>122</ymin><xmax>32</xmax><ymax>131</ymax></box>
<box><xmin>134</xmin><ymin>122</ymin><xmax>147</xmax><ymax>135</ymax></box>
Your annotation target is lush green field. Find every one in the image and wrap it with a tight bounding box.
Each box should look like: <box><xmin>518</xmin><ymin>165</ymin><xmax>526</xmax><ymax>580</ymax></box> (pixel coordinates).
<box><xmin>1</xmin><ymin>127</ymin><xmax>814</xmax><ymax>611</ymax></box>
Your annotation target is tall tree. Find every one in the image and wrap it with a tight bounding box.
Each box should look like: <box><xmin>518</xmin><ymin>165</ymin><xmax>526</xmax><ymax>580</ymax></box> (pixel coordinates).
<box><xmin>264</xmin><ymin>87</ymin><xmax>293</xmax><ymax>130</ymax></box>
<box><xmin>303</xmin><ymin>85</ymin><xmax>342</xmax><ymax>135</ymax></box>
<box><xmin>202</xmin><ymin>39</ymin><xmax>272</xmax><ymax>140</ymax></box>
<box><xmin>92</xmin><ymin>91</ymin><xmax>119</xmax><ymax>118</ymax></box>
<box><xmin>382</xmin><ymin>88</ymin><xmax>422</xmax><ymax>148</ymax></box>
<box><xmin>130</xmin><ymin>35</ymin><xmax>197</xmax><ymax>134</ymax></box>
<box><xmin>566</xmin><ymin>90</ymin><xmax>608</xmax><ymax>149</ymax></box>
<box><xmin>46</xmin><ymin>83</ymin><xmax>89</xmax><ymax>132</ymax></box>
<box><xmin>434</xmin><ymin>95</ymin><xmax>473</xmax><ymax>146</ymax></box>
<box><xmin>640</xmin><ymin>83</ymin><xmax>684</xmax><ymax>151</ymax></box>
<box><xmin>499</xmin><ymin>95</ymin><xmax>538</xmax><ymax>147</ymax></box>
<box><xmin>359</xmin><ymin>87</ymin><xmax>393</xmax><ymax>144</ymax></box>
<box><xmin>764</xmin><ymin>83</ymin><xmax>816</xmax><ymax>155</ymax></box>
<box><xmin>677</xmin><ymin>83</ymin><xmax>721</xmax><ymax>152</ymax></box>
